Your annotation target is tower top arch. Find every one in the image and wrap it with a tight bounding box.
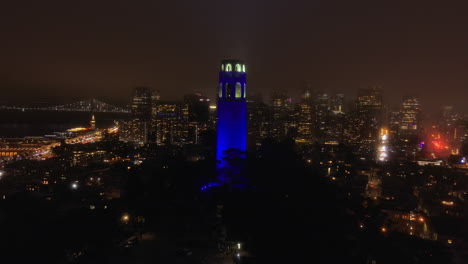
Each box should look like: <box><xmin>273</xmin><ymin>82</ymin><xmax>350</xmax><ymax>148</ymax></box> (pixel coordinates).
<box><xmin>218</xmin><ymin>59</ymin><xmax>247</xmax><ymax>101</ymax></box>
<box><xmin>221</xmin><ymin>59</ymin><xmax>246</xmax><ymax>73</ymax></box>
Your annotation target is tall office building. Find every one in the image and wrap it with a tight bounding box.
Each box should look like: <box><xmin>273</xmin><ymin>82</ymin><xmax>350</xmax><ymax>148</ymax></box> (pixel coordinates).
<box><xmin>184</xmin><ymin>92</ymin><xmax>210</xmax><ymax>144</ymax></box>
<box><xmin>118</xmin><ymin>119</ymin><xmax>148</xmax><ymax>145</ymax></box>
<box><xmin>155</xmin><ymin>101</ymin><xmax>189</xmax><ymax>146</ymax></box>
<box><xmin>313</xmin><ymin>92</ymin><xmax>329</xmax><ymax>140</ymax></box>
<box><xmin>355</xmin><ymin>87</ymin><xmax>384</xmax><ymax>158</ymax></box>
<box><xmin>399</xmin><ymin>97</ymin><xmax>421</xmax><ymax>139</ymax></box>
<box><xmin>296</xmin><ymin>88</ymin><xmax>313</xmax><ymax>144</ymax></box>
<box><xmin>356</xmin><ymin>87</ymin><xmax>383</xmax><ymax>119</ymax></box>
<box><xmin>325</xmin><ymin>93</ymin><xmax>345</xmax><ymax>143</ymax></box>
<box><xmin>150</xmin><ymin>89</ymin><xmax>161</xmax><ymax>142</ymax></box>
<box><xmin>271</xmin><ymin>90</ymin><xmax>289</xmax><ymax>108</ymax></box>
<box><xmin>247</xmin><ymin>94</ymin><xmax>270</xmax><ymax>148</ymax></box>
<box><xmin>131</xmin><ymin>87</ymin><xmax>153</xmax><ymax>121</ymax></box>
<box><xmin>119</xmin><ymin>87</ymin><xmax>156</xmax><ymax>145</ymax></box>
<box><xmin>270</xmin><ymin>90</ymin><xmax>296</xmax><ymax>139</ymax></box>
<box><xmin>391</xmin><ymin>97</ymin><xmax>422</xmax><ymax>159</ymax></box>
<box><xmin>440</xmin><ymin>106</ymin><xmax>466</xmax><ymax>154</ymax></box>
<box><xmin>330</xmin><ymin>93</ymin><xmax>345</xmax><ymax>113</ymax></box>
<box><xmin>184</xmin><ymin>92</ymin><xmax>210</xmax><ymax>123</ymax></box>
<box><xmin>216</xmin><ymin>59</ymin><xmax>247</xmax><ymax>165</ymax></box>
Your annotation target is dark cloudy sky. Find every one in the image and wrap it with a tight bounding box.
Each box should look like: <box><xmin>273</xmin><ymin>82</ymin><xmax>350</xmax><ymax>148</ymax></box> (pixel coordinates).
<box><xmin>1</xmin><ymin>0</ymin><xmax>467</xmax><ymax>113</ymax></box>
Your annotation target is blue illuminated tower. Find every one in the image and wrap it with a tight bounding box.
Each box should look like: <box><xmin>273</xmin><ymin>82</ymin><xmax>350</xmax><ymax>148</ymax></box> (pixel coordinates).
<box><xmin>216</xmin><ymin>59</ymin><xmax>247</xmax><ymax>169</ymax></box>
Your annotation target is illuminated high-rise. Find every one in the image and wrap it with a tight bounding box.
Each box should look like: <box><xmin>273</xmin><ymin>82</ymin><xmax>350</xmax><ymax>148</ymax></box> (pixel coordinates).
<box><xmin>354</xmin><ymin>87</ymin><xmax>384</xmax><ymax>157</ymax></box>
<box><xmin>184</xmin><ymin>92</ymin><xmax>210</xmax><ymax>144</ymax></box>
<box><xmin>155</xmin><ymin>101</ymin><xmax>189</xmax><ymax>146</ymax></box>
<box><xmin>216</xmin><ymin>60</ymin><xmax>247</xmax><ymax>164</ymax></box>
<box><xmin>399</xmin><ymin>97</ymin><xmax>421</xmax><ymax>138</ymax></box>
<box><xmin>119</xmin><ymin>87</ymin><xmax>154</xmax><ymax>145</ymax></box>
<box><xmin>150</xmin><ymin>89</ymin><xmax>161</xmax><ymax>142</ymax></box>
<box><xmin>247</xmin><ymin>94</ymin><xmax>270</xmax><ymax>148</ymax></box>
<box><xmin>270</xmin><ymin>90</ymin><xmax>295</xmax><ymax>139</ymax></box>
<box><xmin>325</xmin><ymin>93</ymin><xmax>345</xmax><ymax>143</ymax></box>
<box><xmin>184</xmin><ymin>92</ymin><xmax>210</xmax><ymax>123</ymax></box>
<box><xmin>314</xmin><ymin>92</ymin><xmax>329</xmax><ymax>137</ymax></box>
<box><xmin>330</xmin><ymin>94</ymin><xmax>345</xmax><ymax>114</ymax></box>
<box><xmin>440</xmin><ymin>106</ymin><xmax>466</xmax><ymax>154</ymax></box>
<box><xmin>393</xmin><ymin>96</ymin><xmax>422</xmax><ymax>159</ymax></box>
<box><xmin>296</xmin><ymin>89</ymin><xmax>313</xmax><ymax>144</ymax></box>
<box><xmin>131</xmin><ymin>87</ymin><xmax>153</xmax><ymax>121</ymax></box>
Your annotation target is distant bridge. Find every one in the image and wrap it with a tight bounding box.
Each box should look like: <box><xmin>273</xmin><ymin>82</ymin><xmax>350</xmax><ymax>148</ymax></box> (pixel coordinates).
<box><xmin>1</xmin><ymin>98</ymin><xmax>130</xmax><ymax>114</ymax></box>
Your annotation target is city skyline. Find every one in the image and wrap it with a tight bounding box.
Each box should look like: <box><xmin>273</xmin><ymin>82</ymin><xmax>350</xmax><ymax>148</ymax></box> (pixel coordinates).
<box><xmin>1</xmin><ymin>2</ymin><xmax>468</xmax><ymax>262</ymax></box>
<box><xmin>1</xmin><ymin>0</ymin><xmax>468</xmax><ymax>113</ymax></box>
<box><xmin>0</xmin><ymin>57</ymin><xmax>467</xmax><ymax>263</ymax></box>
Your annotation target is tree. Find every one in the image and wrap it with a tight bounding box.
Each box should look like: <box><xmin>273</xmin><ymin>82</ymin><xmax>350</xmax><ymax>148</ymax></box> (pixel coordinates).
<box><xmin>217</xmin><ymin>148</ymin><xmax>247</xmax><ymax>185</ymax></box>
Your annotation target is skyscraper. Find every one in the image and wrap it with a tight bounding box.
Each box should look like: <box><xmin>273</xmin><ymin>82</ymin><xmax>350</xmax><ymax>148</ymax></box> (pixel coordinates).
<box><xmin>330</xmin><ymin>94</ymin><xmax>345</xmax><ymax>114</ymax></box>
<box><xmin>296</xmin><ymin>88</ymin><xmax>313</xmax><ymax>144</ymax></box>
<box><xmin>184</xmin><ymin>92</ymin><xmax>210</xmax><ymax>123</ymax></box>
<box><xmin>313</xmin><ymin>92</ymin><xmax>330</xmax><ymax>141</ymax></box>
<box><xmin>399</xmin><ymin>97</ymin><xmax>421</xmax><ymax>139</ymax></box>
<box><xmin>355</xmin><ymin>87</ymin><xmax>384</xmax><ymax>158</ymax></box>
<box><xmin>184</xmin><ymin>92</ymin><xmax>210</xmax><ymax>144</ymax></box>
<box><xmin>270</xmin><ymin>90</ymin><xmax>295</xmax><ymax>140</ymax></box>
<box><xmin>155</xmin><ymin>101</ymin><xmax>189</xmax><ymax>146</ymax></box>
<box><xmin>150</xmin><ymin>89</ymin><xmax>161</xmax><ymax>142</ymax></box>
<box><xmin>325</xmin><ymin>93</ymin><xmax>346</xmax><ymax>143</ymax></box>
<box><xmin>119</xmin><ymin>87</ymin><xmax>154</xmax><ymax>145</ymax></box>
<box><xmin>247</xmin><ymin>94</ymin><xmax>270</xmax><ymax>148</ymax></box>
<box><xmin>216</xmin><ymin>60</ymin><xmax>247</xmax><ymax>164</ymax></box>
<box><xmin>391</xmin><ymin>97</ymin><xmax>422</xmax><ymax>159</ymax></box>
<box><xmin>131</xmin><ymin>87</ymin><xmax>153</xmax><ymax>121</ymax></box>
<box><xmin>440</xmin><ymin>106</ymin><xmax>466</xmax><ymax>154</ymax></box>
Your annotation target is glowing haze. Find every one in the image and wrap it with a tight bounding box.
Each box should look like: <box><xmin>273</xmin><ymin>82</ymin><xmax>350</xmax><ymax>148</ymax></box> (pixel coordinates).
<box><xmin>0</xmin><ymin>0</ymin><xmax>467</xmax><ymax>113</ymax></box>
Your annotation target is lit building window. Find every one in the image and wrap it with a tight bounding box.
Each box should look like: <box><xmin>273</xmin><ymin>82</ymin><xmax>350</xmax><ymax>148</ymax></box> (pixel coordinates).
<box><xmin>226</xmin><ymin>64</ymin><xmax>232</xmax><ymax>72</ymax></box>
<box><xmin>235</xmin><ymin>83</ymin><xmax>242</xmax><ymax>98</ymax></box>
<box><xmin>221</xmin><ymin>64</ymin><xmax>224</xmax><ymax>71</ymax></box>
<box><xmin>243</xmin><ymin>83</ymin><xmax>246</xmax><ymax>98</ymax></box>
<box><xmin>243</xmin><ymin>64</ymin><xmax>246</xmax><ymax>72</ymax></box>
<box><xmin>235</xmin><ymin>64</ymin><xmax>242</xmax><ymax>72</ymax></box>
<box><xmin>219</xmin><ymin>83</ymin><xmax>223</xmax><ymax>98</ymax></box>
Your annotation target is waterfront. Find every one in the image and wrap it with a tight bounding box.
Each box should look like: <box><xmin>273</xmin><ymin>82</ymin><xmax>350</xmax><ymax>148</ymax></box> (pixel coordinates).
<box><xmin>0</xmin><ymin>110</ymin><xmax>130</xmax><ymax>137</ymax></box>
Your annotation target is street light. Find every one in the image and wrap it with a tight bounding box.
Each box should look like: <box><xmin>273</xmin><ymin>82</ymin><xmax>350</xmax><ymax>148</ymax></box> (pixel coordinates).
<box><xmin>121</xmin><ymin>214</ymin><xmax>130</xmax><ymax>223</ymax></box>
<box><xmin>237</xmin><ymin>243</ymin><xmax>241</xmax><ymax>250</ymax></box>
<box><xmin>71</xmin><ymin>182</ymin><xmax>78</xmax><ymax>189</ymax></box>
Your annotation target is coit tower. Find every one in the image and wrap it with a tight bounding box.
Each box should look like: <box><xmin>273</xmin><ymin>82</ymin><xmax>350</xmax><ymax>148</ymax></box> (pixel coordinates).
<box><xmin>216</xmin><ymin>59</ymin><xmax>247</xmax><ymax>164</ymax></box>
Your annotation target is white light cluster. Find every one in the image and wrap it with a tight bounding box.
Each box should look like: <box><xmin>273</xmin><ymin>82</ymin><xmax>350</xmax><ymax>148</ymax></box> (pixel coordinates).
<box><xmin>377</xmin><ymin>130</ymin><xmax>389</xmax><ymax>162</ymax></box>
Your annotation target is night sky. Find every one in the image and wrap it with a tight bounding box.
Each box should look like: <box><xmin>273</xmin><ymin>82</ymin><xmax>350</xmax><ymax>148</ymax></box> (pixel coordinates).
<box><xmin>1</xmin><ymin>0</ymin><xmax>468</xmax><ymax>113</ymax></box>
